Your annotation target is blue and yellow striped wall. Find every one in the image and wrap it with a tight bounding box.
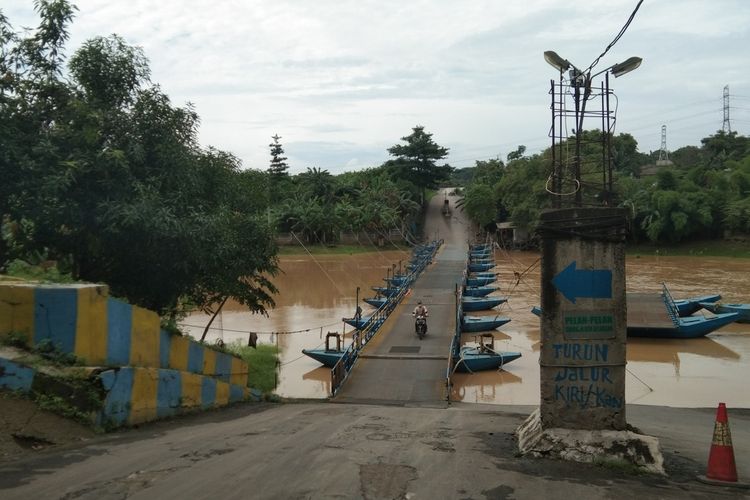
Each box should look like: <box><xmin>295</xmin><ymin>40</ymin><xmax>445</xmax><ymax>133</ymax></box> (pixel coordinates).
<box><xmin>97</xmin><ymin>367</ymin><xmax>250</xmax><ymax>427</ymax></box>
<box><xmin>0</xmin><ymin>284</ymin><xmax>249</xmax><ymax>386</ymax></box>
<box><xmin>0</xmin><ymin>358</ymin><xmax>251</xmax><ymax>428</ymax></box>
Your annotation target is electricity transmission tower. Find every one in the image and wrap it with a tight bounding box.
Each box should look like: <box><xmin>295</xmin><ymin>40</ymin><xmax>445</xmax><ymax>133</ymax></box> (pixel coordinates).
<box><xmin>656</xmin><ymin>125</ymin><xmax>672</xmax><ymax>166</ymax></box>
<box><xmin>723</xmin><ymin>85</ymin><xmax>731</xmax><ymax>133</ymax></box>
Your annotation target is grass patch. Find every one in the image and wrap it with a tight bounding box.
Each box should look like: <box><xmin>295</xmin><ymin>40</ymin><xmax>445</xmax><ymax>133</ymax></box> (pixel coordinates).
<box><xmin>5</xmin><ymin>259</ymin><xmax>76</xmax><ymax>283</ymax></box>
<box><xmin>626</xmin><ymin>240</ymin><xmax>750</xmax><ymax>258</ymax></box>
<box><xmin>277</xmin><ymin>244</ymin><xmax>409</xmax><ymax>255</ymax></box>
<box><xmin>225</xmin><ymin>342</ymin><xmax>279</xmax><ymax>393</ymax></box>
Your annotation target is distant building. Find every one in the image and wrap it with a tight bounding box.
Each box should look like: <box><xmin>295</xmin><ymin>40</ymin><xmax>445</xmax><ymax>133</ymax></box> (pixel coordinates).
<box><xmin>496</xmin><ymin>222</ymin><xmax>529</xmax><ymax>247</ymax></box>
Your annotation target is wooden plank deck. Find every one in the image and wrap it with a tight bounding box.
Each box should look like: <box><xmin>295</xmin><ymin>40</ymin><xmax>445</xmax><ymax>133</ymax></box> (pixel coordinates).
<box><xmin>626</xmin><ymin>293</ymin><xmax>674</xmax><ymax>328</ymax></box>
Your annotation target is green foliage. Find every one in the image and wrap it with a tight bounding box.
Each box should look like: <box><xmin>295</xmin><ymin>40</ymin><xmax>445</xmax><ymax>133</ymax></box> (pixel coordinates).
<box><xmin>35</xmin><ymin>393</ymin><xmax>91</xmax><ymax>424</ymax></box>
<box><xmin>225</xmin><ymin>342</ymin><xmax>279</xmax><ymax>393</ymax></box>
<box><xmin>725</xmin><ymin>198</ymin><xmax>750</xmax><ymax>233</ymax></box>
<box><xmin>1</xmin><ymin>331</ymin><xmax>29</xmax><ymax>349</ymax></box>
<box><xmin>0</xmin><ymin>8</ymin><xmax>279</xmax><ymax>318</ymax></box>
<box><xmin>386</xmin><ymin>126</ymin><xmax>453</xmax><ymax>206</ymax></box>
<box><xmin>267</xmin><ymin>134</ymin><xmax>289</xmax><ymax>179</ymax></box>
<box><xmin>34</xmin><ymin>338</ymin><xmax>82</xmax><ymax>365</ymax></box>
<box><xmin>461</xmin><ymin>184</ymin><xmax>496</xmax><ymax>227</ymax></box>
<box><xmin>5</xmin><ymin>259</ymin><xmax>75</xmax><ymax>283</ymax></box>
<box><xmin>69</xmin><ymin>34</ymin><xmax>149</xmax><ymax>108</ymax></box>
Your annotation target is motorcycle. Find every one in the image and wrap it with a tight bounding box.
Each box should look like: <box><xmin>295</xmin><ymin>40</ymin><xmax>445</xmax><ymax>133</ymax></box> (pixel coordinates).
<box><xmin>413</xmin><ymin>313</ymin><xmax>428</xmax><ymax>339</ymax></box>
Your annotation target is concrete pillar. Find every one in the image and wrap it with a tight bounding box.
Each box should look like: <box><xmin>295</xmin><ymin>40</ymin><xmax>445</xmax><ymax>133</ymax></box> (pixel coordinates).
<box><xmin>538</xmin><ymin>207</ymin><xmax>627</xmax><ymax>430</ymax></box>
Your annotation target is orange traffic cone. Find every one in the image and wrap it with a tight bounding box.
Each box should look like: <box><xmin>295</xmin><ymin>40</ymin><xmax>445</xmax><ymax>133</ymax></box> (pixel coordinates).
<box><xmin>697</xmin><ymin>403</ymin><xmax>748</xmax><ymax>489</ymax></box>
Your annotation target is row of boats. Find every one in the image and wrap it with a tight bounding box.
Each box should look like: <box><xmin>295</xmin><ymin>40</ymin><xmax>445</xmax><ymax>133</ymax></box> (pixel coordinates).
<box><xmin>451</xmin><ymin>244</ymin><xmax>522</xmax><ymax>373</ymax></box>
<box><xmin>301</xmin><ymin>241</ymin><xmax>441</xmax><ymax>368</ymax></box>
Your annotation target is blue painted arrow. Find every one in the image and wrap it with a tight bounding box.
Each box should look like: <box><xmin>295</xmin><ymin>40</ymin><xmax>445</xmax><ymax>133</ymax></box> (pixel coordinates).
<box><xmin>552</xmin><ymin>260</ymin><xmax>612</xmax><ymax>304</ymax></box>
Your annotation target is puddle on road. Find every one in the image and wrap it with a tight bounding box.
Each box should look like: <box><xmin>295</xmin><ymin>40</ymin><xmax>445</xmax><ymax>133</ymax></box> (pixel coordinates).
<box><xmin>184</xmin><ymin>251</ymin><xmax>750</xmax><ymax>407</ymax></box>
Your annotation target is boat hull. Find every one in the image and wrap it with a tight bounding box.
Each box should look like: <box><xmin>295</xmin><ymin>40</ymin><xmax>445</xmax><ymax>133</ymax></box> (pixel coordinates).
<box><xmin>532</xmin><ymin>306</ymin><xmax>739</xmax><ymax>338</ymax></box>
<box><xmin>675</xmin><ymin>294</ymin><xmax>721</xmax><ymax>317</ymax></box>
<box><xmin>461</xmin><ymin>315</ymin><xmax>511</xmax><ymax>332</ymax></box>
<box><xmin>700</xmin><ymin>302</ymin><xmax>750</xmax><ymax>323</ymax></box>
<box><xmin>454</xmin><ymin>348</ymin><xmax>521</xmax><ymax>372</ymax></box>
<box><xmin>466</xmin><ymin>277</ymin><xmax>496</xmax><ymax>287</ymax></box>
<box><xmin>463</xmin><ymin>286</ymin><xmax>498</xmax><ymax>297</ymax></box>
<box><xmin>462</xmin><ymin>297</ymin><xmax>507</xmax><ymax>311</ymax></box>
<box><xmin>364</xmin><ymin>297</ymin><xmax>387</xmax><ymax>308</ymax></box>
<box><xmin>468</xmin><ymin>263</ymin><xmax>494</xmax><ymax>272</ymax></box>
<box><xmin>302</xmin><ymin>349</ymin><xmax>344</xmax><ymax>368</ymax></box>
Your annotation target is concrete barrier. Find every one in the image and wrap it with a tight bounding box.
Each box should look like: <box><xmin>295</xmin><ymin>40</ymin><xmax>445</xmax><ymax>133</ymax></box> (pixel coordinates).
<box><xmin>0</xmin><ymin>357</ymin><xmax>250</xmax><ymax>428</ymax></box>
<box><xmin>0</xmin><ymin>283</ymin><xmax>248</xmax><ymax>384</ymax></box>
<box><xmin>0</xmin><ymin>282</ymin><xmax>256</xmax><ymax>429</ymax></box>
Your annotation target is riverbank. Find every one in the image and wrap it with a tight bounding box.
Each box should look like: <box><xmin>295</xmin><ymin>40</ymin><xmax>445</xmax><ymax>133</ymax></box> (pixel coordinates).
<box><xmin>277</xmin><ymin>243</ymin><xmax>410</xmax><ymax>255</ymax></box>
<box><xmin>276</xmin><ymin>239</ymin><xmax>750</xmax><ymax>258</ymax></box>
<box><xmin>626</xmin><ymin>239</ymin><xmax>750</xmax><ymax>258</ymax></box>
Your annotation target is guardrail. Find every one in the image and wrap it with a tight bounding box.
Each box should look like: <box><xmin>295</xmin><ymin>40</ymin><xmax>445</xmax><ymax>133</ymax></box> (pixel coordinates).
<box><xmin>331</xmin><ymin>240</ymin><xmax>443</xmax><ymax>396</ymax></box>
<box><xmin>661</xmin><ymin>282</ymin><xmax>681</xmax><ymax>327</ymax></box>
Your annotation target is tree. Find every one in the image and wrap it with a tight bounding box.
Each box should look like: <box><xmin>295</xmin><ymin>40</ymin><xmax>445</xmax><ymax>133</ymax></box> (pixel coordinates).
<box><xmin>268</xmin><ymin>133</ymin><xmax>289</xmax><ymax>179</ymax></box>
<box><xmin>0</xmin><ymin>7</ymin><xmax>279</xmax><ymax>321</ymax></box>
<box><xmin>386</xmin><ymin>126</ymin><xmax>453</xmax><ymax>207</ymax></box>
<box><xmin>506</xmin><ymin>145</ymin><xmax>526</xmax><ymax>162</ymax></box>
<box><xmin>69</xmin><ymin>34</ymin><xmax>149</xmax><ymax>109</ymax></box>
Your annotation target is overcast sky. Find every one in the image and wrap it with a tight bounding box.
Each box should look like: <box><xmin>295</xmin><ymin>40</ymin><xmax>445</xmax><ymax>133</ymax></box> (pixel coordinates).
<box><xmin>5</xmin><ymin>0</ymin><xmax>750</xmax><ymax>173</ymax></box>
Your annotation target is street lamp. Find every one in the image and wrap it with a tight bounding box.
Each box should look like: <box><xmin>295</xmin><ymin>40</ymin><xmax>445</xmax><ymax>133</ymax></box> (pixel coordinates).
<box><xmin>591</xmin><ymin>56</ymin><xmax>643</xmax><ymax>79</ymax></box>
<box><xmin>545</xmin><ymin>50</ymin><xmax>642</xmax><ymax>205</ymax></box>
<box><xmin>543</xmin><ymin>51</ymin><xmax>571</xmax><ymax>73</ymax></box>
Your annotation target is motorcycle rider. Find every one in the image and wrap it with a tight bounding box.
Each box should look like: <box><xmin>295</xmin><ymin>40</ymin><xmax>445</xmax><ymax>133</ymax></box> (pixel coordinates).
<box><xmin>412</xmin><ymin>301</ymin><xmax>429</xmax><ymax>335</ymax></box>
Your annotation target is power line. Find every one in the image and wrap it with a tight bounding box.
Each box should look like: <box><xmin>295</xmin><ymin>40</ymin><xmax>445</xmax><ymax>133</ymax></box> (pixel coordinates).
<box><xmin>585</xmin><ymin>0</ymin><xmax>645</xmax><ymax>73</ymax></box>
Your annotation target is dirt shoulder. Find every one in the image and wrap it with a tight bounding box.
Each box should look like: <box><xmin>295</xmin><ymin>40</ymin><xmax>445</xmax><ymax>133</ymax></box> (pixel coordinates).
<box><xmin>0</xmin><ymin>393</ymin><xmax>97</xmax><ymax>463</ymax></box>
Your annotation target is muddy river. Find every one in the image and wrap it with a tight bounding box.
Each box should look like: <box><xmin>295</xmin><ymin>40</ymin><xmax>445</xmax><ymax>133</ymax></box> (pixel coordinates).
<box><xmin>181</xmin><ymin>250</ymin><xmax>750</xmax><ymax>408</ymax></box>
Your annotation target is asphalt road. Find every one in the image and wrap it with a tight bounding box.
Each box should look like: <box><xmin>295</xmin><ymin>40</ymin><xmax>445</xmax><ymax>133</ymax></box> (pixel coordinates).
<box><xmin>1</xmin><ymin>402</ymin><xmax>747</xmax><ymax>499</ymax></box>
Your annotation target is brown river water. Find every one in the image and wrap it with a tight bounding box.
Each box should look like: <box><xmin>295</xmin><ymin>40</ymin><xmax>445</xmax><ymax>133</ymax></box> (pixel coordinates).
<box><xmin>182</xmin><ymin>251</ymin><xmax>750</xmax><ymax>408</ymax></box>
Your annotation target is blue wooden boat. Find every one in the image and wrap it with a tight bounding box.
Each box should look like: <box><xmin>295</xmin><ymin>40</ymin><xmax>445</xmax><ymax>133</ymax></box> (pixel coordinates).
<box><xmin>371</xmin><ymin>286</ymin><xmax>400</xmax><ymax>297</ymax></box>
<box><xmin>454</xmin><ymin>348</ymin><xmax>522</xmax><ymax>372</ymax></box>
<box><xmin>627</xmin><ymin>313</ymin><xmax>739</xmax><ymax>338</ymax></box>
<box><xmin>461</xmin><ymin>315</ymin><xmax>511</xmax><ymax>332</ymax></box>
<box><xmin>471</xmin><ymin>271</ymin><xmax>497</xmax><ymax>278</ymax></box>
<box><xmin>468</xmin><ymin>262</ymin><xmax>494</xmax><ymax>272</ymax></box>
<box><xmin>675</xmin><ymin>294</ymin><xmax>721</xmax><ymax>316</ymax></box>
<box><xmin>530</xmin><ymin>306</ymin><xmax>739</xmax><ymax>338</ymax></box>
<box><xmin>470</xmin><ymin>251</ymin><xmax>491</xmax><ymax>258</ymax></box>
<box><xmin>466</xmin><ymin>276</ymin><xmax>496</xmax><ymax>287</ymax></box>
<box><xmin>343</xmin><ymin>316</ymin><xmax>370</xmax><ymax>329</ymax></box>
<box><xmin>364</xmin><ymin>297</ymin><xmax>387</xmax><ymax>308</ymax></box>
<box><xmin>302</xmin><ymin>332</ymin><xmax>346</xmax><ymax>367</ymax></box>
<box><xmin>462</xmin><ymin>296</ymin><xmax>507</xmax><ymax>311</ymax></box>
<box><xmin>463</xmin><ymin>286</ymin><xmax>498</xmax><ymax>297</ymax></box>
<box><xmin>301</xmin><ymin>349</ymin><xmax>344</xmax><ymax>368</ymax></box>
<box><xmin>384</xmin><ymin>275</ymin><xmax>408</xmax><ymax>286</ymax></box>
<box><xmin>469</xmin><ymin>255</ymin><xmax>494</xmax><ymax>262</ymax></box>
<box><xmin>700</xmin><ymin>302</ymin><xmax>750</xmax><ymax>323</ymax></box>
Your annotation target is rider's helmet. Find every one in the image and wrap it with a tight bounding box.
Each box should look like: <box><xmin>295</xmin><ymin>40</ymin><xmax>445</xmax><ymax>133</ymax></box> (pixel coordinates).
<box><xmin>417</xmin><ymin>300</ymin><xmax>422</xmax><ymax>305</ymax></box>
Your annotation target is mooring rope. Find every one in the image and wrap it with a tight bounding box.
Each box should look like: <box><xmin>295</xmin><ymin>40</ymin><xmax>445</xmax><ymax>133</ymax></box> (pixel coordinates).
<box><xmin>291</xmin><ymin>231</ymin><xmax>347</xmax><ymax>295</ymax></box>
<box><xmin>181</xmin><ymin>320</ymin><xmax>342</xmax><ymax>335</ymax></box>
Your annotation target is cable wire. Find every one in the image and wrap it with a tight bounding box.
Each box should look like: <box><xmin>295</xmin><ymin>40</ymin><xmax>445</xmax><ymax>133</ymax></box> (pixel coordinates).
<box><xmin>585</xmin><ymin>0</ymin><xmax>645</xmax><ymax>74</ymax></box>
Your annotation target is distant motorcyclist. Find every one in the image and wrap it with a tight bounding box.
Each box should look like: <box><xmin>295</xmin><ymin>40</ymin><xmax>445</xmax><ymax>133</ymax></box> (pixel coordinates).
<box><xmin>412</xmin><ymin>301</ymin><xmax>429</xmax><ymax>338</ymax></box>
